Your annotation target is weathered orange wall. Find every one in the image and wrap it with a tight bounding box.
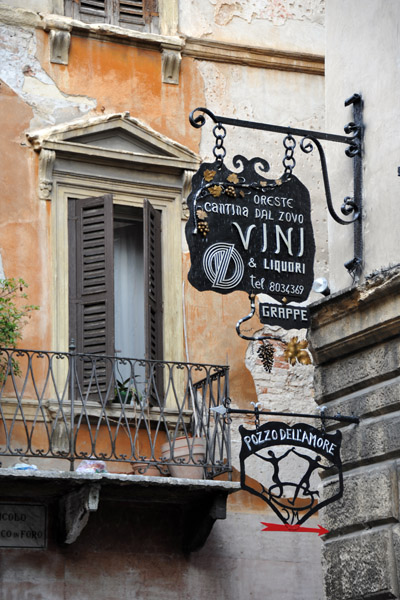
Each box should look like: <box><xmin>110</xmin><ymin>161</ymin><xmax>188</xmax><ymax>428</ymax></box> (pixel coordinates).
<box><xmin>35</xmin><ymin>30</ymin><xmax>203</xmax><ymax>153</ymax></box>
<box><xmin>0</xmin><ymin>81</ymin><xmax>50</xmax><ymax>352</ymax></box>
<box><xmin>182</xmin><ymin>254</ymin><xmax>257</xmax><ymax>408</ymax></box>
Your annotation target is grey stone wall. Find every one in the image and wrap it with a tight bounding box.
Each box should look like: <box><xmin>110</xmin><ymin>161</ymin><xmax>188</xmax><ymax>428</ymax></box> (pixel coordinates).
<box><xmin>308</xmin><ymin>267</ymin><xmax>400</xmax><ymax>600</ymax></box>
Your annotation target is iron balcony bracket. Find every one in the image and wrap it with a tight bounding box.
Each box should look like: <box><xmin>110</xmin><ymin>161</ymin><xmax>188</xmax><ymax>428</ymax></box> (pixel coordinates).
<box><xmin>211</xmin><ymin>404</ymin><xmax>360</xmax><ymax>426</ymax></box>
<box><xmin>190</xmin><ymin>94</ymin><xmax>364</xmax><ymax>281</ymax></box>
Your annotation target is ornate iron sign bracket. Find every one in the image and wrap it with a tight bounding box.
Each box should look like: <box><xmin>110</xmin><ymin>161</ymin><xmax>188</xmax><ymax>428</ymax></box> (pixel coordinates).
<box><xmin>211</xmin><ymin>404</ymin><xmax>359</xmax><ymax>527</ymax></box>
<box><xmin>189</xmin><ymin>93</ymin><xmax>363</xmax><ymax>281</ymax></box>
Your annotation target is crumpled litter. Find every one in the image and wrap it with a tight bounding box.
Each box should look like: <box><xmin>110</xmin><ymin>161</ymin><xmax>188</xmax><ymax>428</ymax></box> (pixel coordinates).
<box><xmin>76</xmin><ymin>459</ymin><xmax>107</xmax><ymax>473</ymax></box>
<box><xmin>12</xmin><ymin>463</ymin><xmax>38</xmax><ymax>470</ymax></box>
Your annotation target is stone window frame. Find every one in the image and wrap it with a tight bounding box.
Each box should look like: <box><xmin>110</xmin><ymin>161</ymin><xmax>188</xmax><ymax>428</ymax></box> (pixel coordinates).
<box><xmin>27</xmin><ymin>113</ymin><xmax>200</xmax><ymax>368</ymax></box>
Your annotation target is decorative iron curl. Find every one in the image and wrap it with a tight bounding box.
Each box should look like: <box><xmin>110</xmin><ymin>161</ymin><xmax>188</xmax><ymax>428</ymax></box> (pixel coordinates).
<box><xmin>236</xmin><ymin>295</ymin><xmax>282</xmax><ymax>342</ymax></box>
<box><xmin>344</xmin><ymin>121</ymin><xmax>361</xmax><ymax>157</ymax></box>
<box><xmin>189</xmin><ymin>107</ymin><xmax>218</xmax><ymax>129</ymax></box>
<box><xmin>232</xmin><ymin>155</ymin><xmax>270</xmax><ymax>177</ymax></box>
<box><xmin>300</xmin><ymin>135</ymin><xmax>360</xmax><ymax>225</ymax></box>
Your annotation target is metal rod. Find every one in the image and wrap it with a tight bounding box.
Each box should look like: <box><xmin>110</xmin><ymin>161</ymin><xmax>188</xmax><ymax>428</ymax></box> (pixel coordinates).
<box><xmin>348</xmin><ymin>94</ymin><xmax>364</xmax><ymax>280</ymax></box>
<box><xmin>225</xmin><ymin>407</ymin><xmax>359</xmax><ymax>424</ymax></box>
<box><xmin>190</xmin><ymin>107</ymin><xmax>354</xmax><ymax>145</ymax></box>
<box><xmin>236</xmin><ymin>295</ymin><xmax>282</xmax><ymax>342</ymax></box>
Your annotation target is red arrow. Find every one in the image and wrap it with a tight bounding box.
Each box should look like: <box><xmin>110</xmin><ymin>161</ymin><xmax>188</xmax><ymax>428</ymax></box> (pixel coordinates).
<box><xmin>261</xmin><ymin>522</ymin><xmax>329</xmax><ymax>536</ymax></box>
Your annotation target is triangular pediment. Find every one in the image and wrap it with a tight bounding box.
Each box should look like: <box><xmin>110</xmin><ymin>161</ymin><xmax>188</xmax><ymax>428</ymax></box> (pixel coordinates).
<box><xmin>27</xmin><ymin>112</ymin><xmax>200</xmax><ymax>166</ymax></box>
<box><xmin>68</xmin><ymin>127</ymin><xmax>170</xmax><ymax>155</ymax></box>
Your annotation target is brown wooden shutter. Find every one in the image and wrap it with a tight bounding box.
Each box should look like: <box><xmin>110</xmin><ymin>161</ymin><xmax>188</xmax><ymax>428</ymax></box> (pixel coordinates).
<box><xmin>144</xmin><ymin>199</ymin><xmax>163</xmax><ymax>362</ymax></box>
<box><xmin>69</xmin><ymin>195</ymin><xmax>115</xmax><ymax>399</ymax></box>
<box><xmin>65</xmin><ymin>0</ymin><xmax>108</xmax><ymax>22</ymax></box>
<box><xmin>118</xmin><ymin>0</ymin><xmax>144</xmax><ymax>24</ymax></box>
<box><xmin>117</xmin><ymin>0</ymin><xmax>158</xmax><ymax>27</ymax></box>
<box><xmin>65</xmin><ymin>0</ymin><xmax>157</xmax><ymax>27</ymax></box>
<box><xmin>80</xmin><ymin>0</ymin><xmax>107</xmax><ymax>19</ymax></box>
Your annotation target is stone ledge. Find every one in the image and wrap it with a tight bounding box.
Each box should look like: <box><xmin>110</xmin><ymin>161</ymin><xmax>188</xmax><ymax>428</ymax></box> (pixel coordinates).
<box><xmin>183</xmin><ymin>37</ymin><xmax>324</xmax><ymax>75</ymax></box>
<box><xmin>319</xmin><ymin>377</ymin><xmax>400</xmax><ymax>424</ymax></box>
<box><xmin>0</xmin><ymin>469</ymin><xmax>240</xmax><ymax>552</ymax></box>
<box><xmin>338</xmin><ymin>414</ymin><xmax>400</xmax><ymax>469</ymax></box>
<box><xmin>309</xmin><ymin>267</ymin><xmax>400</xmax><ymax>365</ymax></box>
<box><xmin>0</xmin><ymin>467</ymin><xmax>239</xmax><ymax>492</ymax></box>
<box><xmin>313</xmin><ymin>337</ymin><xmax>400</xmax><ymax>403</ymax></box>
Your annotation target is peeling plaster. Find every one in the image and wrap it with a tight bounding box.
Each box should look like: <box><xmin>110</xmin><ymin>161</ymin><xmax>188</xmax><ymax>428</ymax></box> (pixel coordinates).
<box><xmin>180</xmin><ymin>0</ymin><xmax>324</xmax><ymax>53</ymax></box>
<box><xmin>0</xmin><ymin>23</ymin><xmax>96</xmax><ymax>128</ymax></box>
<box><xmin>239</xmin><ymin>328</ymin><xmax>316</xmax><ymax>485</ymax></box>
<box><xmin>211</xmin><ymin>0</ymin><xmax>324</xmax><ymax>27</ymax></box>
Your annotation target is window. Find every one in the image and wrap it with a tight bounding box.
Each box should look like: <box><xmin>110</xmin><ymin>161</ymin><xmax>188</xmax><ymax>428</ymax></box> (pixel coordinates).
<box><xmin>68</xmin><ymin>195</ymin><xmax>162</xmax><ymax>362</ymax></box>
<box><xmin>64</xmin><ymin>0</ymin><xmax>159</xmax><ymax>31</ymax></box>
<box><xmin>30</xmin><ymin>114</ymin><xmax>200</xmax><ymax>367</ymax></box>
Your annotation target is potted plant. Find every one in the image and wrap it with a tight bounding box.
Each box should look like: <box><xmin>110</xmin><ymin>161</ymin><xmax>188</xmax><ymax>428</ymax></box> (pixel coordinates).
<box><xmin>113</xmin><ymin>378</ymin><xmax>144</xmax><ymax>406</ymax></box>
<box><xmin>130</xmin><ymin>461</ymin><xmax>164</xmax><ymax>477</ymax></box>
<box><xmin>161</xmin><ymin>433</ymin><xmax>207</xmax><ymax>479</ymax></box>
<box><xmin>0</xmin><ymin>277</ymin><xmax>39</xmax><ymax>381</ymax></box>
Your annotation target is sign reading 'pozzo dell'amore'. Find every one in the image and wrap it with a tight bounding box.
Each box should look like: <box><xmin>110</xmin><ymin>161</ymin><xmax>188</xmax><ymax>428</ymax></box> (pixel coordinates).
<box><xmin>185</xmin><ymin>156</ymin><xmax>316</xmax><ymax>306</ymax></box>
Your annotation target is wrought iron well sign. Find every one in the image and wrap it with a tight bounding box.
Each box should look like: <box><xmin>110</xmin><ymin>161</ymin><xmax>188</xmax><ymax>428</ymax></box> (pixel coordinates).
<box><xmin>210</xmin><ymin>404</ymin><xmax>359</xmax><ymax>531</ymax></box>
<box><xmin>239</xmin><ymin>421</ymin><xmax>342</xmax><ymax>527</ymax></box>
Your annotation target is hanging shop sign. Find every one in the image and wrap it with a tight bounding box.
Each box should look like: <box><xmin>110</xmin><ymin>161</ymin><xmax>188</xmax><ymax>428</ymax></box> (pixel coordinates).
<box><xmin>210</xmin><ymin>404</ymin><xmax>359</xmax><ymax>532</ymax></box>
<box><xmin>185</xmin><ymin>157</ymin><xmax>316</xmax><ymax>305</ymax></box>
<box><xmin>239</xmin><ymin>421</ymin><xmax>343</xmax><ymax>528</ymax></box>
<box><xmin>187</xmin><ymin>103</ymin><xmax>364</xmax><ymax>339</ymax></box>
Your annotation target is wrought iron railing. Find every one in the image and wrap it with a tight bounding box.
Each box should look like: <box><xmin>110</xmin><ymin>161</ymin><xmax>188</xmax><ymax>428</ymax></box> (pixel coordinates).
<box><xmin>0</xmin><ymin>348</ymin><xmax>231</xmax><ymax>479</ymax></box>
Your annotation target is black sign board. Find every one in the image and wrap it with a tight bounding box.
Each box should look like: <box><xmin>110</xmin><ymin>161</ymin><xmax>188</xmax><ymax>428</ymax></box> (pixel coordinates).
<box><xmin>185</xmin><ymin>157</ymin><xmax>316</xmax><ymax>304</ymax></box>
<box><xmin>239</xmin><ymin>421</ymin><xmax>343</xmax><ymax>526</ymax></box>
<box><xmin>259</xmin><ymin>302</ymin><xmax>310</xmax><ymax>329</ymax></box>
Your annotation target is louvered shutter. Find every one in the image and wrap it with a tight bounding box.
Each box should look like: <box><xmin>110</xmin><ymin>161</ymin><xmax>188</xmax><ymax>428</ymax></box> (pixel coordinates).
<box><xmin>65</xmin><ymin>0</ymin><xmax>157</xmax><ymax>27</ymax></box>
<box><xmin>118</xmin><ymin>0</ymin><xmax>144</xmax><ymax>25</ymax></box>
<box><xmin>65</xmin><ymin>0</ymin><xmax>108</xmax><ymax>23</ymax></box>
<box><xmin>80</xmin><ymin>0</ymin><xmax>106</xmax><ymax>19</ymax></box>
<box><xmin>144</xmin><ymin>199</ymin><xmax>163</xmax><ymax>405</ymax></box>
<box><xmin>68</xmin><ymin>195</ymin><xmax>115</xmax><ymax>400</ymax></box>
<box><xmin>144</xmin><ymin>199</ymin><xmax>163</xmax><ymax>362</ymax></box>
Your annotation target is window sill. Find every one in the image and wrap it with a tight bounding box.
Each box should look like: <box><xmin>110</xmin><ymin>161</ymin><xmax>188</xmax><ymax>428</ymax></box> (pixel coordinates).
<box><xmin>0</xmin><ymin>397</ymin><xmax>193</xmax><ymax>427</ymax></box>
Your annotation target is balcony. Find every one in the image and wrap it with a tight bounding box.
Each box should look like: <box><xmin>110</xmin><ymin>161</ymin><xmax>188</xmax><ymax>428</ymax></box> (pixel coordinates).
<box><xmin>0</xmin><ymin>348</ymin><xmax>239</xmax><ymax>551</ymax></box>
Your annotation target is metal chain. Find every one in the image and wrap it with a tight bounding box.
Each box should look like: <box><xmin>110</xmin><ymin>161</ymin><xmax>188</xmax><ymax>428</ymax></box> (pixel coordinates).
<box><xmin>213</xmin><ymin>123</ymin><xmax>227</xmax><ymax>166</ymax></box>
<box><xmin>282</xmin><ymin>134</ymin><xmax>296</xmax><ymax>176</ymax></box>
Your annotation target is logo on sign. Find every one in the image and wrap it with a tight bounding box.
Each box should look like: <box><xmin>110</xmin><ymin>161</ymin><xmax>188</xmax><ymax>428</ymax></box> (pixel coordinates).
<box><xmin>203</xmin><ymin>243</ymin><xmax>244</xmax><ymax>289</ymax></box>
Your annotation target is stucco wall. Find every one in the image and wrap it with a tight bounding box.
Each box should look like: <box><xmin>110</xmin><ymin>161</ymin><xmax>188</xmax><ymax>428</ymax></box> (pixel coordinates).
<box><xmin>0</xmin><ymin>1</ymin><xmax>328</xmax><ymax>597</ymax></box>
<box><xmin>325</xmin><ymin>0</ymin><xmax>400</xmax><ymax>291</ymax></box>
<box><xmin>0</xmin><ymin>494</ymin><xmax>324</xmax><ymax>600</ymax></box>
<box><xmin>179</xmin><ymin>0</ymin><xmax>325</xmax><ymax>54</ymax></box>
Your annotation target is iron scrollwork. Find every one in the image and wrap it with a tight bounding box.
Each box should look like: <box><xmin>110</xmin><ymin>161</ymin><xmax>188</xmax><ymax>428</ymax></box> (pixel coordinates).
<box><xmin>189</xmin><ymin>94</ymin><xmax>364</xmax><ymax>281</ymax></box>
<box><xmin>299</xmin><ymin>135</ymin><xmax>360</xmax><ymax>225</ymax></box>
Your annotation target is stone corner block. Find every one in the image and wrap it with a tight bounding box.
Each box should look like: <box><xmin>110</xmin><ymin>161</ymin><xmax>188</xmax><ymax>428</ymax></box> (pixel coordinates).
<box><xmin>322</xmin><ymin>528</ymin><xmax>398</xmax><ymax>599</ymax></box>
<box><xmin>321</xmin><ymin>465</ymin><xmax>398</xmax><ymax>533</ymax></box>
